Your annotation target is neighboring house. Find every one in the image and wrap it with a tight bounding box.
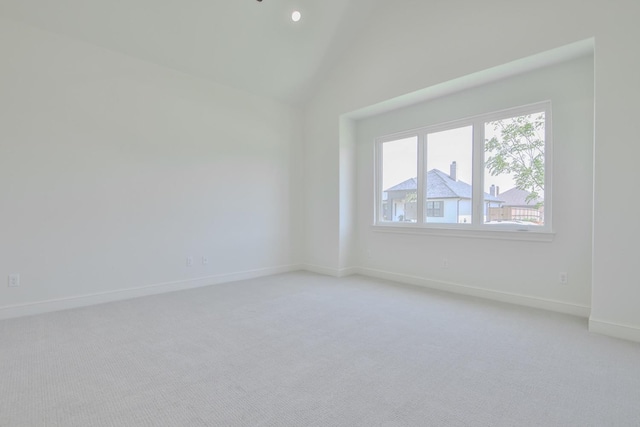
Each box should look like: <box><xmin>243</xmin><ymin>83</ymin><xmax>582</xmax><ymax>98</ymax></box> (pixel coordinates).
<box><xmin>384</xmin><ymin>177</ymin><xmax>419</xmax><ymax>222</ymax></box>
<box><xmin>487</xmin><ymin>187</ymin><xmax>544</xmax><ymax>224</ymax></box>
<box><xmin>383</xmin><ymin>162</ymin><xmax>503</xmax><ymax>223</ymax></box>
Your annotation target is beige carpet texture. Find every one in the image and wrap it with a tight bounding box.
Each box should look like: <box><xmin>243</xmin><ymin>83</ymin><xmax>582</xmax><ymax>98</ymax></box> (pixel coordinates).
<box><xmin>1</xmin><ymin>272</ymin><xmax>639</xmax><ymax>426</ymax></box>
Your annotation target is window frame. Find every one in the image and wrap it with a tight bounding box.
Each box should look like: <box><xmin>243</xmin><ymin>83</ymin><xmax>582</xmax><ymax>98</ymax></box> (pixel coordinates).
<box><xmin>374</xmin><ymin>101</ymin><xmax>553</xmax><ymax>236</ymax></box>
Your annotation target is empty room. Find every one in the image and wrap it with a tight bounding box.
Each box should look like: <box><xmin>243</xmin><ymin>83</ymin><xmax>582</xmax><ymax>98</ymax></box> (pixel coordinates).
<box><xmin>1</xmin><ymin>0</ymin><xmax>639</xmax><ymax>426</ymax></box>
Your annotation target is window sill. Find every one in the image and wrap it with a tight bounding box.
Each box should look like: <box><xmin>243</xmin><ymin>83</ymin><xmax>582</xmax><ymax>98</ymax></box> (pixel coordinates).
<box><xmin>371</xmin><ymin>223</ymin><xmax>555</xmax><ymax>242</ymax></box>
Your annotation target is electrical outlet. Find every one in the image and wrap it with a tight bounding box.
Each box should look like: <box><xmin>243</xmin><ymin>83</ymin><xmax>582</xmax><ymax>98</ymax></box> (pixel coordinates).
<box><xmin>559</xmin><ymin>272</ymin><xmax>568</xmax><ymax>284</ymax></box>
<box><xmin>442</xmin><ymin>258</ymin><xmax>449</xmax><ymax>269</ymax></box>
<box><xmin>8</xmin><ymin>274</ymin><xmax>20</xmax><ymax>287</ymax></box>
<box><xmin>186</xmin><ymin>257</ymin><xmax>193</xmax><ymax>267</ymax></box>
<box><xmin>202</xmin><ymin>256</ymin><xmax>209</xmax><ymax>266</ymax></box>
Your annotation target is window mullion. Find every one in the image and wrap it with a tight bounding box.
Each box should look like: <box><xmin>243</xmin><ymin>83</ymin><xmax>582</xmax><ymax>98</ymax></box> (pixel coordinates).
<box><xmin>375</xmin><ymin>139</ymin><xmax>383</xmax><ymax>223</ymax></box>
<box><xmin>416</xmin><ymin>133</ymin><xmax>425</xmax><ymax>224</ymax></box>
<box><xmin>472</xmin><ymin>121</ymin><xmax>484</xmax><ymax>226</ymax></box>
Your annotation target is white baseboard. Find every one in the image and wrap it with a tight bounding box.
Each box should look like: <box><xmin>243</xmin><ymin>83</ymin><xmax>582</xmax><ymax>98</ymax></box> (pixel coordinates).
<box><xmin>0</xmin><ymin>264</ymin><xmax>301</xmax><ymax>320</ymax></box>
<box><xmin>357</xmin><ymin>267</ymin><xmax>591</xmax><ymax>318</ymax></box>
<box><xmin>589</xmin><ymin>318</ymin><xmax>640</xmax><ymax>343</ymax></box>
<box><xmin>337</xmin><ymin>267</ymin><xmax>359</xmax><ymax>277</ymax></box>
<box><xmin>3</xmin><ymin>263</ymin><xmax>595</xmax><ymax>327</ymax></box>
<box><xmin>302</xmin><ymin>264</ymin><xmax>358</xmax><ymax>278</ymax></box>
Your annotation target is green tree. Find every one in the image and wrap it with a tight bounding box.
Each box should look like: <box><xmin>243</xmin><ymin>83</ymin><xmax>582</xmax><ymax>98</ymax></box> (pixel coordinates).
<box><xmin>485</xmin><ymin>113</ymin><xmax>545</xmax><ymax>205</ymax></box>
<box><xmin>405</xmin><ymin>191</ymin><xmax>417</xmax><ymax>203</ymax></box>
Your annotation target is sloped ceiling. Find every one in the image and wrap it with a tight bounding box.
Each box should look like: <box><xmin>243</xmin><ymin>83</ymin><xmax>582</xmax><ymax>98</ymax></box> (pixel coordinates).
<box><xmin>0</xmin><ymin>0</ymin><xmax>382</xmax><ymax>104</ymax></box>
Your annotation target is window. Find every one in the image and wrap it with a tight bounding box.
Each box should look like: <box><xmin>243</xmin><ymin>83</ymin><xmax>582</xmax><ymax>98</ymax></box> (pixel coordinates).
<box><xmin>375</xmin><ymin>102</ymin><xmax>551</xmax><ymax>232</ymax></box>
<box><xmin>483</xmin><ymin>111</ymin><xmax>546</xmax><ymax>227</ymax></box>
<box><xmin>380</xmin><ymin>136</ymin><xmax>417</xmax><ymax>223</ymax></box>
<box><xmin>426</xmin><ymin>201</ymin><xmax>444</xmax><ymax>217</ymax></box>
<box><xmin>425</xmin><ymin>125</ymin><xmax>473</xmax><ymax>224</ymax></box>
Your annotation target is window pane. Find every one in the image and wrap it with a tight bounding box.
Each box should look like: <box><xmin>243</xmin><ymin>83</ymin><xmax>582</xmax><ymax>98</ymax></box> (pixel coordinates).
<box><xmin>484</xmin><ymin>112</ymin><xmax>545</xmax><ymax>226</ymax></box>
<box><xmin>425</xmin><ymin>126</ymin><xmax>473</xmax><ymax>224</ymax></box>
<box><xmin>381</xmin><ymin>136</ymin><xmax>417</xmax><ymax>222</ymax></box>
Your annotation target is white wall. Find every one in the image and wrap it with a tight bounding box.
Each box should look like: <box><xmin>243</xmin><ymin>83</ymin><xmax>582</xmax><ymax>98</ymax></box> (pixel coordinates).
<box><xmin>0</xmin><ymin>19</ymin><xmax>301</xmax><ymax>315</ymax></box>
<box><xmin>338</xmin><ymin>117</ymin><xmax>358</xmax><ymax>272</ymax></box>
<box><xmin>355</xmin><ymin>55</ymin><xmax>593</xmax><ymax>311</ymax></box>
<box><xmin>590</xmin><ymin>10</ymin><xmax>640</xmax><ymax>340</ymax></box>
<box><xmin>302</xmin><ymin>0</ymin><xmax>640</xmax><ymax>340</ymax></box>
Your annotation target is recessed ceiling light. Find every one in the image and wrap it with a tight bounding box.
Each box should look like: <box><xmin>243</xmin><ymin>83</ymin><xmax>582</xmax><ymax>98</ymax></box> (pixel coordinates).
<box><xmin>292</xmin><ymin>10</ymin><xmax>301</xmax><ymax>22</ymax></box>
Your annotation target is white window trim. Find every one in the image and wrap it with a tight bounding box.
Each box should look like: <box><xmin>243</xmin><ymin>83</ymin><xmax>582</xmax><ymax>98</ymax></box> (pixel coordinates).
<box><xmin>374</xmin><ymin>101</ymin><xmax>553</xmax><ymax>239</ymax></box>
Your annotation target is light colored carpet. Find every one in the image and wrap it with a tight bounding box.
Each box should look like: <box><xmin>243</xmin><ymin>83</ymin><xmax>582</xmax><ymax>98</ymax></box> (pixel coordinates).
<box><xmin>1</xmin><ymin>272</ymin><xmax>639</xmax><ymax>426</ymax></box>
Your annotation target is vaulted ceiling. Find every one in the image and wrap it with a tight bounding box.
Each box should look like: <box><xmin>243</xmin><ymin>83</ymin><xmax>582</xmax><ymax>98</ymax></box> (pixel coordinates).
<box><xmin>0</xmin><ymin>0</ymin><xmax>383</xmax><ymax>104</ymax></box>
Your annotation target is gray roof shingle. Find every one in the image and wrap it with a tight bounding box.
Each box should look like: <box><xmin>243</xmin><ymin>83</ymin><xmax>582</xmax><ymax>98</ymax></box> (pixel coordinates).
<box><xmin>385</xmin><ymin>169</ymin><xmax>503</xmax><ymax>202</ymax></box>
<box><xmin>497</xmin><ymin>187</ymin><xmax>542</xmax><ymax>206</ymax></box>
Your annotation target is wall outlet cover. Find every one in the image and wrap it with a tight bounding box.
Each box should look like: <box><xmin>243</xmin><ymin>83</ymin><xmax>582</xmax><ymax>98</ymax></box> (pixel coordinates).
<box><xmin>8</xmin><ymin>274</ymin><xmax>20</xmax><ymax>287</ymax></box>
